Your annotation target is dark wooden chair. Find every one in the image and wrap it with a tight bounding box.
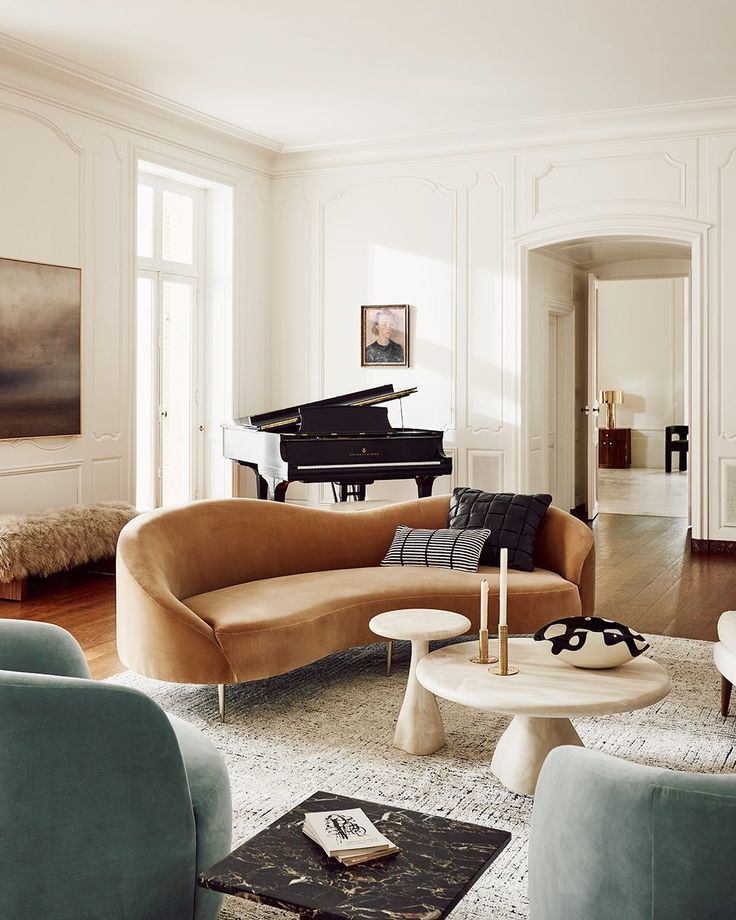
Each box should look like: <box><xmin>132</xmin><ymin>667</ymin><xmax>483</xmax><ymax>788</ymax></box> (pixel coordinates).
<box><xmin>665</xmin><ymin>425</ymin><xmax>689</xmax><ymax>472</ymax></box>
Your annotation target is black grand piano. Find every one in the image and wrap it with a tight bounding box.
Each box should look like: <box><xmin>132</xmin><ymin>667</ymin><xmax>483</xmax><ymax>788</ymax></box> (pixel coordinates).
<box><xmin>222</xmin><ymin>384</ymin><xmax>452</xmax><ymax>502</ymax></box>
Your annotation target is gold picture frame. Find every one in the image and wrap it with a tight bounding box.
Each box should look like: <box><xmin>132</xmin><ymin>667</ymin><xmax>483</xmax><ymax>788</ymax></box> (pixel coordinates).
<box><xmin>361</xmin><ymin>304</ymin><xmax>410</xmax><ymax>367</ymax></box>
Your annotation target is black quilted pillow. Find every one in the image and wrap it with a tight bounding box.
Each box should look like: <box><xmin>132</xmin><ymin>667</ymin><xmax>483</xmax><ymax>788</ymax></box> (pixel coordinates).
<box><xmin>448</xmin><ymin>488</ymin><xmax>553</xmax><ymax>572</ymax></box>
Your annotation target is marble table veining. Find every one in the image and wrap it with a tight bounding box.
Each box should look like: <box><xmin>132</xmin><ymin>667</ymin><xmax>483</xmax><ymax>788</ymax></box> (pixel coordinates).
<box><xmin>198</xmin><ymin>791</ymin><xmax>510</xmax><ymax>920</ymax></box>
<box><xmin>416</xmin><ymin>638</ymin><xmax>672</xmax><ymax>796</ymax></box>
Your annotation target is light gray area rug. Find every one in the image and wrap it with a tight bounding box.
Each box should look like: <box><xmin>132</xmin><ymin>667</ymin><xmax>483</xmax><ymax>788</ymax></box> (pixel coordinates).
<box><xmin>111</xmin><ymin>636</ymin><xmax>731</xmax><ymax>920</ymax></box>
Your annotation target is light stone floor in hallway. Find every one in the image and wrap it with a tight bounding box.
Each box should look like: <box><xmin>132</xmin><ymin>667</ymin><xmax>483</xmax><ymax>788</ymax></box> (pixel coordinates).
<box><xmin>597</xmin><ymin>467</ymin><xmax>688</xmax><ymax>517</ymax></box>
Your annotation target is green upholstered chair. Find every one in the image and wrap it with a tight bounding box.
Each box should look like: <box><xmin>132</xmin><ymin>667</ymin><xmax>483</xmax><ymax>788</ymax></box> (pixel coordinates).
<box><xmin>529</xmin><ymin>746</ymin><xmax>736</xmax><ymax>920</ymax></box>
<box><xmin>0</xmin><ymin>619</ymin><xmax>232</xmax><ymax>920</ymax></box>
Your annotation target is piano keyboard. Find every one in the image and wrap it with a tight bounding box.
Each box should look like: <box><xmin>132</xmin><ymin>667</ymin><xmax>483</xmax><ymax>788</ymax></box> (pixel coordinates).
<box><xmin>297</xmin><ymin>460</ymin><xmax>443</xmax><ymax>471</ymax></box>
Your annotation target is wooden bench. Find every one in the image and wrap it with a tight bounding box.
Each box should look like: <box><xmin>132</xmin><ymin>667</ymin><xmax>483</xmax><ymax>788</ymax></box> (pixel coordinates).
<box><xmin>0</xmin><ymin>502</ymin><xmax>138</xmax><ymax>601</ymax></box>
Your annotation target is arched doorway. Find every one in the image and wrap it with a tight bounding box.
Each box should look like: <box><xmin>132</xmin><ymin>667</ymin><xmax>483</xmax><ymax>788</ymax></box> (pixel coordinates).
<box><xmin>515</xmin><ymin>217</ymin><xmax>710</xmax><ymax>539</ymax></box>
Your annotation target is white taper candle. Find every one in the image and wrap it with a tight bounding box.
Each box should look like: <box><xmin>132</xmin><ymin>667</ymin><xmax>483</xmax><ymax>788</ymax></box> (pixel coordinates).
<box><xmin>499</xmin><ymin>548</ymin><xmax>508</xmax><ymax>627</ymax></box>
<box><xmin>480</xmin><ymin>578</ymin><xmax>489</xmax><ymax>631</ymax></box>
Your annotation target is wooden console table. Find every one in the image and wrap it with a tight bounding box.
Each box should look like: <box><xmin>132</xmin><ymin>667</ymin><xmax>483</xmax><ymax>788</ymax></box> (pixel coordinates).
<box><xmin>599</xmin><ymin>427</ymin><xmax>631</xmax><ymax>468</ymax></box>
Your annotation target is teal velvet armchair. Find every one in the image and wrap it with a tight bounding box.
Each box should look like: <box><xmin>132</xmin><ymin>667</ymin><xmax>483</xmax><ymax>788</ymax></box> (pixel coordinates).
<box><xmin>0</xmin><ymin>619</ymin><xmax>232</xmax><ymax>920</ymax></box>
<box><xmin>529</xmin><ymin>746</ymin><xmax>736</xmax><ymax>920</ymax></box>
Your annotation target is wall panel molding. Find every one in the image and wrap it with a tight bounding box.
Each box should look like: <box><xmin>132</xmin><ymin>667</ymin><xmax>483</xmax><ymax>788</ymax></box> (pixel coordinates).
<box><xmin>717</xmin><ymin>142</ymin><xmax>736</xmax><ymax>439</ymax></box>
<box><xmin>0</xmin><ymin>460</ymin><xmax>82</xmax><ymax>513</ymax></box>
<box><xmin>467</xmin><ymin>449</ymin><xmax>504</xmax><ymax>493</ymax></box>
<box><xmin>91</xmin><ymin>457</ymin><xmax>122</xmax><ymax>501</ymax></box>
<box><xmin>533</xmin><ymin>152</ymin><xmax>686</xmax><ymax>217</ymax></box>
<box><xmin>467</xmin><ymin>170</ymin><xmax>505</xmax><ymax>432</ymax></box>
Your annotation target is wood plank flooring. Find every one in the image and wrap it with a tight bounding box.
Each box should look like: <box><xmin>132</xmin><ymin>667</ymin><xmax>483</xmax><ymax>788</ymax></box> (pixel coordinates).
<box><xmin>1</xmin><ymin>513</ymin><xmax>734</xmax><ymax>678</ymax></box>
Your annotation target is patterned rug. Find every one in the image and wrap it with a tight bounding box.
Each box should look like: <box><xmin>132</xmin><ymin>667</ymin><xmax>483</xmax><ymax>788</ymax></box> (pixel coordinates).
<box><xmin>110</xmin><ymin>636</ymin><xmax>731</xmax><ymax>920</ymax></box>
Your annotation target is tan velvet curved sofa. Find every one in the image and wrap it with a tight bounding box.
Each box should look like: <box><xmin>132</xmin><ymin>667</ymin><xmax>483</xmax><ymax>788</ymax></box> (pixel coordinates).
<box><xmin>116</xmin><ymin>495</ymin><xmax>595</xmax><ymax>688</ymax></box>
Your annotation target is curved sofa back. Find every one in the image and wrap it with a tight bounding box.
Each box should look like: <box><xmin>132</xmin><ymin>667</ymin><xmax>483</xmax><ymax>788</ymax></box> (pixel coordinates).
<box><xmin>118</xmin><ymin>496</ymin><xmax>451</xmax><ymax>603</ymax></box>
<box><xmin>118</xmin><ymin>495</ymin><xmax>594</xmax><ymax>603</ymax></box>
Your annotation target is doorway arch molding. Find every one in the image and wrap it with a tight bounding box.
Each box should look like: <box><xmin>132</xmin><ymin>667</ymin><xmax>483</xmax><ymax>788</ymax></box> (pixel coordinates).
<box><xmin>514</xmin><ymin>215</ymin><xmax>711</xmax><ymax>539</ymax></box>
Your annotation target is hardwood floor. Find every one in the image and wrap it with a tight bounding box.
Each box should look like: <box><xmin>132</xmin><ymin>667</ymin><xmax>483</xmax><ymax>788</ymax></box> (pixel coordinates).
<box><xmin>0</xmin><ymin>570</ymin><xmax>122</xmax><ymax>679</ymax></box>
<box><xmin>1</xmin><ymin>513</ymin><xmax>733</xmax><ymax>678</ymax></box>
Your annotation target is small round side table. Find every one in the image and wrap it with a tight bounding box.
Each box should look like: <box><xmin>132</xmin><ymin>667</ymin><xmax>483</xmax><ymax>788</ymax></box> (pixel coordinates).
<box><xmin>369</xmin><ymin>609</ymin><xmax>471</xmax><ymax>755</ymax></box>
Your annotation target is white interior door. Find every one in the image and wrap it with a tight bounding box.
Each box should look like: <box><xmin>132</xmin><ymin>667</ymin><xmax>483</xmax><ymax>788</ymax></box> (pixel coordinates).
<box><xmin>586</xmin><ymin>273</ymin><xmax>600</xmax><ymax>519</ymax></box>
<box><xmin>548</xmin><ymin>314</ymin><xmax>559</xmax><ymax>504</ymax></box>
<box><xmin>159</xmin><ymin>275</ymin><xmax>197</xmax><ymax>506</ymax></box>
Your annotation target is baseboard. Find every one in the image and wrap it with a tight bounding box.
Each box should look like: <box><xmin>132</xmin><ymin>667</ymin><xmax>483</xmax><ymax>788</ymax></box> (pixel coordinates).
<box><xmin>692</xmin><ymin>539</ymin><xmax>736</xmax><ymax>554</ymax></box>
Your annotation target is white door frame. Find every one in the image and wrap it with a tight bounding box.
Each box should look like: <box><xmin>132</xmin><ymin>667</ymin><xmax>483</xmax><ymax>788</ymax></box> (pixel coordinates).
<box><xmin>516</xmin><ymin>217</ymin><xmax>710</xmax><ymax>540</ymax></box>
<box><xmin>586</xmin><ymin>273</ymin><xmax>599</xmax><ymax>520</ymax></box>
<box><xmin>547</xmin><ymin>300</ymin><xmax>576</xmax><ymax>512</ymax></box>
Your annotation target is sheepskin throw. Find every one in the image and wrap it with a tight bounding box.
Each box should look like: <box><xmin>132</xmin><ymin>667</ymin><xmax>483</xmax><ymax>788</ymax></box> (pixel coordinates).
<box><xmin>0</xmin><ymin>501</ymin><xmax>138</xmax><ymax>583</ymax></box>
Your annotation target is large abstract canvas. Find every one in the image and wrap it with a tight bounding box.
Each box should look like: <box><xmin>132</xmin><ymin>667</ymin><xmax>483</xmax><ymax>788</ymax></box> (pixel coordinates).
<box><xmin>0</xmin><ymin>257</ymin><xmax>81</xmax><ymax>439</ymax></box>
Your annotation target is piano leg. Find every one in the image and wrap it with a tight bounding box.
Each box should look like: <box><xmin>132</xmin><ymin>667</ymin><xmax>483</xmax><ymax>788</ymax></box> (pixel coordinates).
<box><xmin>256</xmin><ymin>475</ymin><xmax>270</xmax><ymax>501</ymax></box>
<box><xmin>415</xmin><ymin>475</ymin><xmax>437</xmax><ymax>498</ymax></box>
<box><xmin>339</xmin><ymin>483</ymin><xmax>366</xmax><ymax>502</ymax></box>
<box><xmin>274</xmin><ymin>481</ymin><xmax>290</xmax><ymax>502</ymax></box>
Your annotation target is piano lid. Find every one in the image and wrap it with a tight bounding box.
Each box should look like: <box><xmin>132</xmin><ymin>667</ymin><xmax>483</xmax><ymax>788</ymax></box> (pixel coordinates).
<box><xmin>249</xmin><ymin>384</ymin><xmax>418</xmax><ymax>432</ymax></box>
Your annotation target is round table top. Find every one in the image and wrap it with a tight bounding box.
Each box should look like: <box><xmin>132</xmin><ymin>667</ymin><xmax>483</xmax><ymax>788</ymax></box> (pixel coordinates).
<box><xmin>416</xmin><ymin>638</ymin><xmax>672</xmax><ymax>718</ymax></box>
<box><xmin>369</xmin><ymin>609</ymin><xmax>471</xmax><ymax>642</ymax></box>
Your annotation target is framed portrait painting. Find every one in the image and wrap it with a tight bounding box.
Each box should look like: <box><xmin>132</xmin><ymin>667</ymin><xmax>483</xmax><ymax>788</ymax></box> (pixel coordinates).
<box><xmin>361</xmin><ymin>304</ymin><xmax>410</xmax><ymax>367</ymax></box>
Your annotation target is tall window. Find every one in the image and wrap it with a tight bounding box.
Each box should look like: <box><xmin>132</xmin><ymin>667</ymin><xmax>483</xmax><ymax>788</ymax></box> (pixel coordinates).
<box><xmin>135</xmin><ymin>166</ymin><xmax>232</xmax><ymax>510</ymax></box>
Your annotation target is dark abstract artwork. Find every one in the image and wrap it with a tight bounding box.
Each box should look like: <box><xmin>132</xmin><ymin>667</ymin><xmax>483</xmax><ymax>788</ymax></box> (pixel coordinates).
<box><xmin>0</xmin><ymin>257</ymin><xmax>81</xmax><ymax>439</ymax></box>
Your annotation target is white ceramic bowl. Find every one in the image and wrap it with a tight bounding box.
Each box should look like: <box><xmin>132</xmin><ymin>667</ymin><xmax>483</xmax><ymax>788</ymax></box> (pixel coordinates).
<box><xmin>534</xmin><ymin>615</ymin><xmax>650</xmax><ymax>669</ymax></box>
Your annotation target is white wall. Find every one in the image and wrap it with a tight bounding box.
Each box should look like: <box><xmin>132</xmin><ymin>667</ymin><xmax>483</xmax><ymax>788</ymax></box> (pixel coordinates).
<box><xmin>6</xmin><ymin>51</ymin><xmax>736</xmax><ymax>544</ymax></box>
<box><xmin>272</xmin><ymin>161</ymin><xmax>516</xmax><ymax>504</ymax></box>
<box><xmin>598</xmin><ymin>278</ymin><xmax>686</xmax><ymax>468</ymax></box>
<box><xmin>0</xmin><ymin>55</ymin><xmax>271</xmax><ymax>513</ymax></box>
<box><xmin>269</xmin><ymin>130</ymin><xmax>735</xmax><ymax>543</ymax></box>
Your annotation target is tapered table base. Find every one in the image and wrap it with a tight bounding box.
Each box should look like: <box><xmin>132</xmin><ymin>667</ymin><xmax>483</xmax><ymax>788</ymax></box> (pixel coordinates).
<box><xmin>369</xmin><ymin>609</ymin><xmax>472</xmax><ymax>757</ymax></box>
<box><xmin>490</xmin><ymin>715</ymin><xmax>583</xmax><ymax>796</ymax></box>
<box><xmin>394</xmin><ymin>639</ymin><xmax>446</xmax><ymax>755</ymax></box>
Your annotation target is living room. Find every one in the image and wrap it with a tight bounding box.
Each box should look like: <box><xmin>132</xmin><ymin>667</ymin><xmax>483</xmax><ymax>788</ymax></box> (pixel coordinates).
<box><xmin>2</xmin><ymin>2</ymin><xmax>736</xmax><ymax>918</ymax></box>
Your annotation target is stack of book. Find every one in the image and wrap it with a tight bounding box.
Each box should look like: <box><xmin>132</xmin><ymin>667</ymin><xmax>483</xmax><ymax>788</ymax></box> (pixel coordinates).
<box><xmin>302</xmin><ymin>807</ymin><xmax>400</xmax><ymax>866</ymax></box>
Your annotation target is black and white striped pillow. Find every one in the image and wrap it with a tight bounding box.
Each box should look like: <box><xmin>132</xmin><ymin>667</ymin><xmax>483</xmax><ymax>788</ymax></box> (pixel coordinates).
<box><xmin>380</xmin><ymin>525</ymin><xmax>491</xmax><ymax>572</ymax></box>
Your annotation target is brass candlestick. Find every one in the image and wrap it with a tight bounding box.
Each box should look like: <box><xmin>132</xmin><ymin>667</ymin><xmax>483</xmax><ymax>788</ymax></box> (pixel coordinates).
<box><xmin>470</xmin><ymin>628</ymin><xmax>498</xmax><ymax>664</ymax></box>
<box><xmin>490</xmin><ymin>624</ymin><xmax>519</xmax><ymax>676</ymax></box>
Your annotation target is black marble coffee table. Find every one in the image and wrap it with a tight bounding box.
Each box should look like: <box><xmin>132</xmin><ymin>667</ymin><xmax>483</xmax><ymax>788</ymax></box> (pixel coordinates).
<box><xmin>198</xmin><ymin>791</ymin><xmax>510</xmax><ymax>920</ymax></box>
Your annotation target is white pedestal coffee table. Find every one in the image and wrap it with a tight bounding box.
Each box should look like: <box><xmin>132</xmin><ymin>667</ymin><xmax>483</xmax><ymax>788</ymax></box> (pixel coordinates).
<box><xmin>369</xmin><ymin>609</ymin><xmax>471</xmax><ymax>755</ymax></box>
<box><xmin>416</xmin><ymin>637</ymin><xmax>671</xmax><ymax>795</ymax></box>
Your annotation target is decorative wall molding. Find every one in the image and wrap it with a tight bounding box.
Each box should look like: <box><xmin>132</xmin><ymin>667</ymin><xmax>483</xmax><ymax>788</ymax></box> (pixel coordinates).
<box><xmin>467</xmin><ymin>449</ymin><xmax>504</xmax><ymax>493</ymax></box>
<box><xmin>467</xmin><ymin>170</ymin><xmax>505</xmax><ymax>433</ymax></box>
<box><xmin>532</xmin><ymin>151</ymin><xmax>687</xmax><ymax>218</ymax></box>
<box><xmin>0</xmin><ymin>99</ymin><xmax>83</xmax><ymax>153</ymax></box>
<box><xmin>0</xmin><ymin>460</ymin><xmax>83</xmax><ymax>512</ymax></box>
<box><xmin>720</xmin><ymin>459</ymin><xmax>736</xmax><ymax>528</ymax></box>
<box><xmin>90</xmin><ymin>132</ymin><xmax>124</xmax><ymax>441</ymax></box>
<box><xmin>91</xmin><ymin>456</ymin><xmax>122</xmax><ymax>501</ymax></box>
<box><xmin>717</xmin><ymin>142</ymin><xmax>736</xmax><ymax>439</ymax></box>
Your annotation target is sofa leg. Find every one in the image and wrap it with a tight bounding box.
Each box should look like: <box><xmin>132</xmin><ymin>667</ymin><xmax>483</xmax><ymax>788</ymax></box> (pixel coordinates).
<box><xmin>721</xmin><ymin>675</ymin><xmax>732</xmax><ymax>717</ymax></box>
<box><xmin>218</xmin><ymin>684</ymin><xmax>226</xmax><ymax>723</ymax></box>
<box><xmin>386</xmin><ymin>640</ymin><xmax>393</xmax><ymax>677</ymax></box>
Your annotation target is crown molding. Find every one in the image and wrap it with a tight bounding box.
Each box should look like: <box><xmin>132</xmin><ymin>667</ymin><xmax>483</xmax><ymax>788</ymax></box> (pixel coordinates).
<box><xmin>273</xmin><ymin>95</ymin><xmax>736</xmax><ymax>177</ymax></box>
<box><xmin>3</xmin><ymin>30</ymin><xmax>736</xmax><ymax>179</ymax></box>
<box><xmin>0</xmin><ymin>32</ymin><xmax>282</xmax><ymax>168</ymax></box>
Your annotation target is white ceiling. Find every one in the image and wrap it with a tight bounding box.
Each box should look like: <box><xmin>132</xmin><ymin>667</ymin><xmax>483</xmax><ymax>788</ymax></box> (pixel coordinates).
<box><xmin>2</xmin><ymin>1</ymin><xmax>736</xmax><ymax>150</ymax></box>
